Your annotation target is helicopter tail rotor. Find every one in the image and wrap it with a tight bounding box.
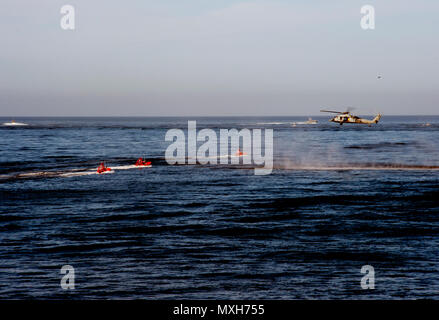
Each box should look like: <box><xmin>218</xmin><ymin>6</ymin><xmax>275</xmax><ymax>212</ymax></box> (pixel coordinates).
<box><xmin>373</xmin><ymin>114</ymin><xmax>382</xmax><ymax>124</ymax></box>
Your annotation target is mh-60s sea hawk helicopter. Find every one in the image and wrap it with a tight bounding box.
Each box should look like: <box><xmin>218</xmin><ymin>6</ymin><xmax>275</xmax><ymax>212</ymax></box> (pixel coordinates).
<box><xmin>320</xmin><ymin>108</ymin><xmax>381</xmax><ymax>126</ymax></box>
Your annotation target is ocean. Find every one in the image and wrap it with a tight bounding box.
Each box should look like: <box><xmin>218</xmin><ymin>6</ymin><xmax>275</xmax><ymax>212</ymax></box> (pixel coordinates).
<box><xmin>1</xmin><ymin>116</ymin><xmax>439</xmax><ymax>299</ymax></box>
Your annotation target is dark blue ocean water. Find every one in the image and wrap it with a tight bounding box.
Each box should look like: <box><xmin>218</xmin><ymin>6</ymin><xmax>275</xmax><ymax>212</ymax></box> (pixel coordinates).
<box><xmin>1</xmin><ymin>116</ymin><xmax>439</xmax><ymax>299</ymax></box>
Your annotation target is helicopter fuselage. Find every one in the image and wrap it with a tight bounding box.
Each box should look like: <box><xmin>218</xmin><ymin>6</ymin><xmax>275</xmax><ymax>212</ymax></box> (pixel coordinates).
<box><xmin>330</xmin><ymin>114</ymin><xmax>381</xmax><ymax>125</ymax></box>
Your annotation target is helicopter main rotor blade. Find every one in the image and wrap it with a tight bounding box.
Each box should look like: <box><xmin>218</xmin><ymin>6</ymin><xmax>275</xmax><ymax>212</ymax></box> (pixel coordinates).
<box><xmin>320</xmin><ymin>109</ymin><xmax>343</xmax><ymax>114</ymax></box>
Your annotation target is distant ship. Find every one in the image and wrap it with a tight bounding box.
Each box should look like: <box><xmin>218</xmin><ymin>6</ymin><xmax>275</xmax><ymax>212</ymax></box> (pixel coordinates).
<box><xmin>292</xmin><ymin>118</ymin><xmax>318</xmax><ymax>126</ymax></box>
<box><xmin>2</xmin><ymin>120</ymin><xmax>28</xmax><ymax>126</ymax></box>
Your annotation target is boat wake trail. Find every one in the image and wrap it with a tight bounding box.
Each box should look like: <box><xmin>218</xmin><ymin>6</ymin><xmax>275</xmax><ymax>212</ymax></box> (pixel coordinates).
<box><xmin>2</xmin><ymin>159</ymin><xmax>439</xmax><ymax>183</ymax></box>
<box><xmin>0</xmin><ymin>163</ymin><xmax>152</xmax><ymax>182</ymax></box>
<box><xmin>274</xmin><ymin>162</ymin><xmax>439</xmax><ymax>171</ymax></box>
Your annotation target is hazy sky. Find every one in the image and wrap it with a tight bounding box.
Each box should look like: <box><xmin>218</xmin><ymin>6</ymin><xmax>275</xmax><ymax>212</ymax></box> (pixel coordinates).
<box><xmin>1</xmin><ymin>0</ymin><xmax>438</xmax><ymax>116</ymax></box>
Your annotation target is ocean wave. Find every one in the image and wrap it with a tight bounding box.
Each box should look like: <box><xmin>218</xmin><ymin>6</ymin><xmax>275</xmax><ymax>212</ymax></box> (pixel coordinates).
<box><xmin>344</xmin><ymin>141</ymin><xmax>420</xmax><ymax>150</ymax></box>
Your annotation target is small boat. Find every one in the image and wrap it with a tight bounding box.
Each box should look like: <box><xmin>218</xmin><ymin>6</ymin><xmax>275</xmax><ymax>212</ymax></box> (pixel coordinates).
<box><xmin>3</xmin><ymin>120</ymin><xmax>28</xmax><ymax>126</ymax></box>
<box><xmin>292</xmin><ymin>118</ymin><xmax>318</xmax><ymax>125</ymax></box>
<box><xmin>235</xmin><ymin>149</ymin><xmax>247</xmax><ymax>156</ymax></box>
<box><xmin>97</xmin><ymin>162</ymin><xmax>112</xmax><ymax>174</ymax></box>
<box><xmin>135</xmin><ymin>158</ymin><xmax>152</xmax><ymax>167</ymax></box>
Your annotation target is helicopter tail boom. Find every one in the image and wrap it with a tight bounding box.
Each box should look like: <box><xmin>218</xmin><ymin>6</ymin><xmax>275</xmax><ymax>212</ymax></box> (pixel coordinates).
<box><xmin>360</xmin><ymin>114</ymin><xmax>382</xmax><ymax>124</ymax></box>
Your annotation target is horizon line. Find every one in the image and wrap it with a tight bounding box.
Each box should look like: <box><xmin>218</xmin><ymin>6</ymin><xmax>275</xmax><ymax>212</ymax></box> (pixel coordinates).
<box><xmin>1</xmin><ymin>114</ymin><xmax>439</xmax><ymax>118</ymax></box>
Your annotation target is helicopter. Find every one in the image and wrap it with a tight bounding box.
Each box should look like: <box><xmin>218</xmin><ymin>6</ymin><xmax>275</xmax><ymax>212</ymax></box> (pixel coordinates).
<box><xmin>320</xmin><ymin>108</ymin><xmax>381</xmax><ymax>126</ymax></box>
